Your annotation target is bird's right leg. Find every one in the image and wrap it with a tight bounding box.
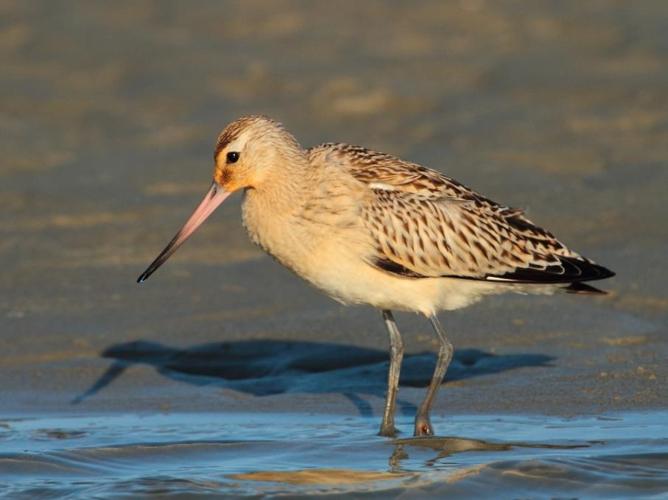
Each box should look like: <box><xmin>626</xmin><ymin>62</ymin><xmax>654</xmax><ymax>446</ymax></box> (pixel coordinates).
<box><xmin>414</xmin><ymin>314</ymin><xmax>453</xmax><ymax>437</ymax></box>
<box><xmin>379</xmin><ymin>310</ymin><xmax>404</xmax><ymax>437</ymax></box>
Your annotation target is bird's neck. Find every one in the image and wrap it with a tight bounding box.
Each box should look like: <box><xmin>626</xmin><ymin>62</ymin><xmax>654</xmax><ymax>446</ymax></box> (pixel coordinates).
<box><xmin>248</xmin><ymin>148</ymin><xmax>311</xmax><ymax>214</ymax></box>
<box><xmin>241</xmin><ymin>148</ymin><xmax>313</xmax><ymax>262</ymax></box>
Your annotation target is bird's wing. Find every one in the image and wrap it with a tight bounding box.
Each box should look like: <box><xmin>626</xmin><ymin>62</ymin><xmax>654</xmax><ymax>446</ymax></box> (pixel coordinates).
<box><xmin>309</xmin><ymin>143</ymin><xmax>613</xmax><ymax>283</ymax></box>
<box><xmin>363</xmin><ymin>187</ymin><xmax>617</xmax><ymax>282</ymax></box>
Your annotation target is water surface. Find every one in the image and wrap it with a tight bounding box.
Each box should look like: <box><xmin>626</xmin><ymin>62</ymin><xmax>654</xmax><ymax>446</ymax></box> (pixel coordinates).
<box><xmin>2</xmin><ymin>412</ymin><xmax>666</xmax><ymax>498</ymax></box>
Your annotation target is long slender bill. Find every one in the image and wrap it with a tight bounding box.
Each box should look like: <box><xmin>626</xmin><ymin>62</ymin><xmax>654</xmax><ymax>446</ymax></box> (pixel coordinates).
<box><xmin>137</xmin><ymin>182</ymin><xmax>231</xmax><ymax>283</ymax></box>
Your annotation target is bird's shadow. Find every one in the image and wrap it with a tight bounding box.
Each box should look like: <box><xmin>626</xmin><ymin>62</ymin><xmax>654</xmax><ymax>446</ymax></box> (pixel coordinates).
<box><xmin>73</xmin><ymin>339</ymin><xmax>554</xmax><ymax>418</ymax></box>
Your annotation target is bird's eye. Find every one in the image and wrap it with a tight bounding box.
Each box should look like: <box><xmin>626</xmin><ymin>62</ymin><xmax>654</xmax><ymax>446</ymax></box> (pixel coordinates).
<box><xmin>226</xmin><ymin>151</ymin><xmax>240</xmax><ymax>164</ymax></box>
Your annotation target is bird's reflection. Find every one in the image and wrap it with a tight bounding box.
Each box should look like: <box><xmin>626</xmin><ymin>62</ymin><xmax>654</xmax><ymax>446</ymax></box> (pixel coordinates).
<box><xmin>388</xmin><ymin>435</ymin><xmax>595</xmax><ymax>470</ymax></box>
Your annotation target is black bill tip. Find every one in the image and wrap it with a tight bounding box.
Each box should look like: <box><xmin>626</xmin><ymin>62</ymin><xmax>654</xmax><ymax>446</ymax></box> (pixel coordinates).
<box><xmin>136</xmin><ymin>252</ymin><xmax>168</xmax><ymax>284</ymax></box>
<box><xmin>136</xmin><ymin>267</ymin><xmax>154</xmax><ymax>283</ymax></box>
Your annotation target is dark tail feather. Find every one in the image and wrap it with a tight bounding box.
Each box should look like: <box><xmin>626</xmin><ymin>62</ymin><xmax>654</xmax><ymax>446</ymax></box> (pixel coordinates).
<box><xmin>564</xmin><ymin>281</ymin><xmax>608</xmax><ymax>295</ymax></box>
<box><xmin>490</xmin><ymin>257</ymin><xmax>615</xmax><ymax>284</ymax></box>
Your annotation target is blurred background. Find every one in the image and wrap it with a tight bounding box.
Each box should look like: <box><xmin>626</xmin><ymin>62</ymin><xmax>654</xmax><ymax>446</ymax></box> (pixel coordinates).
<box><xmin>0</xmin><ymin>0</ymin><xmax>666</xmax><ymax>413</ymax></box>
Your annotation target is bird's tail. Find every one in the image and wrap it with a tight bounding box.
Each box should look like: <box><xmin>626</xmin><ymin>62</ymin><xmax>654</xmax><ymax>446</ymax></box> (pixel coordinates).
<box><xmin>563</xmin><ymin>281</ymin><xmax>608</xmax><ymax>295</ymax></box>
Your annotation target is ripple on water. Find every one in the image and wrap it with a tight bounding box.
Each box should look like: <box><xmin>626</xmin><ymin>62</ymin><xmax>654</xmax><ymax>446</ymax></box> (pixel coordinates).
<box><xmin>0</xmin><ymin>412</ymin><xmax>667</xmax><ymax>498</ymax></box>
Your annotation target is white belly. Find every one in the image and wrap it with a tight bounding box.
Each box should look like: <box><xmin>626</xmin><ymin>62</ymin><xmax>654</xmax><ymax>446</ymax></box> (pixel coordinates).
<box><xmin>293</xmin><ymin>237</ymin><xmax>506</xmax><ymax>315</ymax></box>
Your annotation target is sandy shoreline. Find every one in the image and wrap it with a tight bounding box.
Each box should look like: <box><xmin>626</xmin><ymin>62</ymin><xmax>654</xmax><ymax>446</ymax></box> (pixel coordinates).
<box><xmin>2</xmin><ymin>257</ymin><xmax>665</xmax><ymax>418</ymax></box>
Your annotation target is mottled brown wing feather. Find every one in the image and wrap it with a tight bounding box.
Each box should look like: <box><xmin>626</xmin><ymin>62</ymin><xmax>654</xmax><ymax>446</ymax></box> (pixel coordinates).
<box><xmin>310</xmin><ymin>143</ymin><xmax>614</xmax><ymax>283</ymax></box>
<box><xmin>364</xmin><ymin>188</ymin><xmax>564</xmax><ymax>280</ymax></box>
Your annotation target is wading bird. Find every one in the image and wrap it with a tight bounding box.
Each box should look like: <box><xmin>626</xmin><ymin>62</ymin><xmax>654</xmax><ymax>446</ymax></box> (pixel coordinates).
<box><xmin>138</xmin><ymin>116</ymin><xmax>614</xmax><ymax>437</ymax></box>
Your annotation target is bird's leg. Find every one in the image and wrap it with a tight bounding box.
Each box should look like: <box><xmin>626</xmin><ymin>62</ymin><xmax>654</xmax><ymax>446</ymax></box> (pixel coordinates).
<box><xmin>414</xmin><ymin>314</ymin><xmax>453</xmax><ymax>437</ymax></box>
<box><xmin>379</xmin><ymin>310</ymin><xmax>404</xmax><ymax>437</ymax></box>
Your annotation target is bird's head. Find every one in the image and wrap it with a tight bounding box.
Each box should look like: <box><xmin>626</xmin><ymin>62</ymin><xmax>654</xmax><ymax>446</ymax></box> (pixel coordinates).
<box><xmin>213</xmin><ymin>115</ymin><xmax>301</xmax><ymax>192</ymax></box>
<box><xmin>137</xmin><ymin>115</ymin><xmax>300</xmax><ymax>283</ymax></box>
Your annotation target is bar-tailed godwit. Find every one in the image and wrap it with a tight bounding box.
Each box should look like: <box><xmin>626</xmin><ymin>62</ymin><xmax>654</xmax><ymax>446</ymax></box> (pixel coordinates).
<box><xmin>138</xmin><ymin>115</ymin><xmax>614</xmax><ymax>437</ymax></box>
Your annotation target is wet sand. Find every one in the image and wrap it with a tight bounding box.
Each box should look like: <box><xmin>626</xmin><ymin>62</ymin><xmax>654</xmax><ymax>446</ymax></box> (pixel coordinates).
<box><xmin>1</xmin><ymin>0</ymin><xmax>667</xmax><ymax>496</ymax></box>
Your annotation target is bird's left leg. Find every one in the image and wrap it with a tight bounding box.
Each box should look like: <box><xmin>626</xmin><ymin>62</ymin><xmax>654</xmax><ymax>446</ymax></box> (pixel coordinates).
<box><xmin>379</xmin><ymin>310</ymin><xmax>404</xmax><ymax>437</ymax></box>
<box><xmin>414</xmin><ymin>314</ymin><xmax>453</xmax><ymax>437</ymax></box>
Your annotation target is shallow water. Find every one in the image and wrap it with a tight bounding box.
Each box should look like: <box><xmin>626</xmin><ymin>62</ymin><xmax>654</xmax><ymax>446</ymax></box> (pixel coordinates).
<box><xmin>2</xmin><ymin>412</ymin><xmax>667</xmax><ymax>498</ymax></box>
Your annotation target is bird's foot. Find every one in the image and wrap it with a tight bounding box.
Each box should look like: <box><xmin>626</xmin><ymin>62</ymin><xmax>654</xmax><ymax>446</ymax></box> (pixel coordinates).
<box><xmin>378</xmin><ymin>423</ymin><xmax>399</xmax><ymax>438</ymax></box>
<box><xmin>413</xmin><ymin>416</ymin><xmax>434</xmax><ymax>437</ymax></box>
